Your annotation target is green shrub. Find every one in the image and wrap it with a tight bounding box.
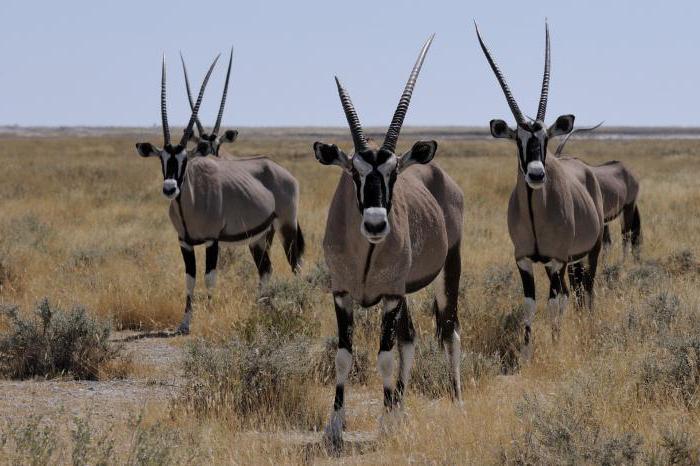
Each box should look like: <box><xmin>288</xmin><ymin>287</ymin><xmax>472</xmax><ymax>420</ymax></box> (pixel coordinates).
<box><xmin>0</xmin><ymin>299</ymin><xmax>117</xmax><ymax>380</ymax></box>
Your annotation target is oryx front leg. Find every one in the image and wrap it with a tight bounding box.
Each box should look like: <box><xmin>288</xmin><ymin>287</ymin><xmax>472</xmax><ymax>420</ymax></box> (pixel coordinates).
<box><xmin>545</xmin><ymin>260</ymin><xmax>567</xmax><ymax>342</ymax></box>
<box><xmin>178</xmin><ymin>241</ymin><xmax>196</xmax><ymax>335</ymax></box>
<box><xmin>323</xmin><ymin>292</ymin><xmax>354</xmax><ymax>452</ymax></box>
<box><xmin>378</xmin><ymin>296</ymin><xmax>402</xmax><ymax>411</ymax></box>
<box><xmin>204</xmin><ymin>241</ymin><xmax>218</xmax><ymax>301</ymax></box>
<box><xmin>517</xmin><ymin>258</ymin><xmax>536</xmax><ymax>361</ymax></box>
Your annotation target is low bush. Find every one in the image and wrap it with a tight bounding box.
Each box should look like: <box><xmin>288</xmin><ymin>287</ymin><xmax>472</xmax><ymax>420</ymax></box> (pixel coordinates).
<box><xmin>0</xmin><ymin>299</ymin><xmax>118</xmax><ymax>380</ymax></box>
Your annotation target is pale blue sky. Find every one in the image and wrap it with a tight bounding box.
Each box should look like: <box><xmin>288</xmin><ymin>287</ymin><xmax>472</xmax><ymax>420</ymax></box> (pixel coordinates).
<box><xmin>1</xmin><ymin>0</ymin><xmax>697</xmax><ymax>127</ymax></box>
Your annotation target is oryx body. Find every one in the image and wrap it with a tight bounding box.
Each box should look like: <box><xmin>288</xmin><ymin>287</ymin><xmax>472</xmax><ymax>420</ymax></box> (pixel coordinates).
<box><xmin>136</xmin><ymin>53</ymin><xmax>304</xmax><ymax>335</ymax></box>
<box><xmin>477</xmin><ymin>22</ymin><xmax>605</xmax><ymax>357</ymax></box>
<box><xmin>314</xmin><ymin>35</ymin><xmax>464</xmax><ymax>450</ymax></box>
<box><xmin>555</xmin><ymin>124</ymin><xmax>642</xmax><ymax>258</ymax></box>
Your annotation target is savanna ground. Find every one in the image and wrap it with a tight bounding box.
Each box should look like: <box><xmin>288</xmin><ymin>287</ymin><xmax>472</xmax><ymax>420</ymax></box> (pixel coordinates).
<box><xmin>0</xmin><ymin>129</ymin><xmax>699</xmax><ymax>464</ymax></box>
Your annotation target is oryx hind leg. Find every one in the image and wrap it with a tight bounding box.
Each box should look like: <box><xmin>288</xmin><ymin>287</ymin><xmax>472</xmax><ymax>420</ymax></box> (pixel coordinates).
<box><xmin>621</xmin><ymin>202</ymin><xmax>642</xmax><ymax>261</ymax></box>
<box><xmin>433</xmin><ymin>241</ymin><xmax>462</xmax><ymax>401</ymax></box>
<box><xmin>178</xmin><ymin>241</ymin><xmax>196</xmax><ymax>335</ymax></box>
<box><xmin>204</xmin><ymin>240</ymin><xmax>218</xmax><ymax>300</ymax></box>
<box><xmin>378</xmin><ymin>296</ymin><xmax>401</xmax><ymax>411</ymax></box>
<box><xmin>602</xmin><ymin>224</ymin><xmax>612</xmax><ymax>250</ymax></box>
<box><xmin>249</xmin><ymin>227</ymin><xmax>275</xmax><ymax>286</ymax></box>
<box><xmin>582</xmin><ymin>238</ymin><xmax>603</xmax><ymax>311</ymax></box>
<box><xmin>545</xmin><ymin>260</ymin><xmax>567</xmax><ymax>342</ymax></box>
<box><xmin>567</xmin><ymin>262</ymin><xmax>585</xmax><ymax>309</ymax></box>
<box><xmin>280</xmin><ymin>222</ymin><xmax>305</xmax><ymax>274</ymax></box>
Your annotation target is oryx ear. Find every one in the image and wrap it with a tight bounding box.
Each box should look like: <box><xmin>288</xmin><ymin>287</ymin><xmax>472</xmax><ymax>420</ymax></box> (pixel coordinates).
<box><xmin>135</xmin><ymin>142</ymin><xmax>159</xmax><ymax>157</ymax></box>
<box><xmin>399</xmin><ymin>140</ymin><xmax>437</xmax><ymax>172</ymax></box>
<box><xmin>313</xmin><ymin>142</ymin><xmax>350</xmax><ymax>169</ymax></box>
<box><xmin>548</xmin><ymin>114</ymin><xmax>575</xmax><ymax>137</ymax></box>
<box><xmin>490</xmin><ymin>119</ymin><xmax>516</xmax><ymax>139</ymax></box>
<box><xmin>221</xmin><ymin>129</ymin><xmax>239</xmax><ymax>144</ymax></box>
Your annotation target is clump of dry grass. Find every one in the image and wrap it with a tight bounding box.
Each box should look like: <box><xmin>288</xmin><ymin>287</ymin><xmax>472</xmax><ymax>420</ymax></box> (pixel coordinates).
<box><xmin>178</xmin><ymin>335</ymin><xmax>325</xmax><ymax>430</ymax></box>
<box><xmin>0</xmin><ymin>299</ymin><xmax>119</xmax><ymax>380</ymax></box>
<box><xmin>411</xmin><ymin>338</ymin><xmax>500</xmax><ymax>399</ymax></box>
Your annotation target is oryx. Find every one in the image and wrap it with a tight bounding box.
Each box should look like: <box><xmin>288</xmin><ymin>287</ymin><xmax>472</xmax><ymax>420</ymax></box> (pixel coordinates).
<box><xmin>135</xmin><ymin>54</ymin><xmax>305</xmax><ymax>335</ymax></box>
<box><xmin>180</xmin><ymin>49</ymin><xmax>239</xmax><ymax>156</ymax></box>
<box><xmin>476</xmin><ymin>22</ymin><xmax>605</xmax><ymax>356</ymax></box>
<box><xmin>314</xmin><ymin>35</ymin><xmax>464</xmax><ymax>448</ymax></box>
<box><xmin>555</xmin><ymin>123</ymin><xmax>642</xmax><ymax>261</ymax></box>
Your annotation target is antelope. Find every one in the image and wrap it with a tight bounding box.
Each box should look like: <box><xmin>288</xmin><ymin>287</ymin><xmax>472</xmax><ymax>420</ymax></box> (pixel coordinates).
<box><xmin>555</xmin><ymin>123</ymin><xmax>642</xmax><ymax>262</ymax></box>
<box><xmin>135</xmin><ymin>54</ymin><xmax>305</xmax><ymax>335</ymax></box>
<box><xmin>314</xmin><ymin>35</ymin><xmax>464</xmax><ymax>448</ymax></box>
<box><xmin>476</xmin><ymin>22</ymin><xmax>605</xmax><ymax>356</ymax></box>
<box><xmin>180</xmin><ymin>49</ymin><xmax>239</xmax><ymax>156</ymax></box>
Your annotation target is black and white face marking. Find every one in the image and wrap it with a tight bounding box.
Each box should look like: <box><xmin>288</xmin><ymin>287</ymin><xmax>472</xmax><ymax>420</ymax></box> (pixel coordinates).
<box><xmin>516</xmin><ymin>122</ymin><xmax>548</xmax><ymax>189</ymax></box>
<box><xmin>490</xmin><ymin>115</ymin><xmax>575</xmax><ymax>190</ymax></box>
<box><xmin>135</xmin><ymin>142</ymin><xmax>189</xmax><ymax>200</ymax></box>
<box><xmin>314</xmin><ymin>140</ymin><xmax>437</xmax><ymax>244</ymax></box>
<box><xmin>352</xmin><ymin>149</ymin><xmax>398</xmax><ymax>243</ymax></box>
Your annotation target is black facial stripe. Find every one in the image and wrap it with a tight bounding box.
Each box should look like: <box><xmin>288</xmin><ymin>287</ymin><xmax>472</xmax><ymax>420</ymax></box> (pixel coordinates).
<box><xmin>362</xmin><ymin>171</ymin><xmax>385</xmax><ymax>209</ymax></box>
<box><xmin>165</xmin><ymin>156</ymin><xmax>179</xmax><ymax>179</ymax></box>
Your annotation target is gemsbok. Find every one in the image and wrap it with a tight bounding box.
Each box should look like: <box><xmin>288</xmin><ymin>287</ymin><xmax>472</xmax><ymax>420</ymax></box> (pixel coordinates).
<box><xmin>314</xmin><ymin>35</ymin><xmax>464</xmax><ymax>448</ymax></box>
<box><xmin>476</xmin><ymin>22</ymin><xmax>605</xmax><ymax>356</ymax></box>
<box><xmin>180</xmin><ymin>49</ymin><xmax>239</xmax><ymax>156</ymax></box>
<box><xmin>555</xmin><ymin>123</ymin><xmax>642</xmax><ymax>262</ymax></box>
<box><xmin>135</xmin><ymin>54</ymin><xmax>305</xmax><ymax>335</ymax></box>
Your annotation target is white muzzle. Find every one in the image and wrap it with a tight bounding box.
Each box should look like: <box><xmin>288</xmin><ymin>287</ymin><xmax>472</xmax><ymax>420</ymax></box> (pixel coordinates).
<box><xmin>360</xmin><ymin>207</ymin><xmax>390</xmax><ymax>243</ymax></box>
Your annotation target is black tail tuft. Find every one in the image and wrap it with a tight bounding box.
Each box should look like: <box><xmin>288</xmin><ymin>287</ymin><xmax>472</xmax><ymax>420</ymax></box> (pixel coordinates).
<box><xmin>622</xmin><ymin>203</ymin><xmax>642</xmax><ymax>260</ymax></box>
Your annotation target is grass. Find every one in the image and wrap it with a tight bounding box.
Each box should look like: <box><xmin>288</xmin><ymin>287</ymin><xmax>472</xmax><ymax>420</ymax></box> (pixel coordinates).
<box><xmin>0</xmin><ymin>132</ymin><xmax>699</xmax><ymax>463</ymax></box>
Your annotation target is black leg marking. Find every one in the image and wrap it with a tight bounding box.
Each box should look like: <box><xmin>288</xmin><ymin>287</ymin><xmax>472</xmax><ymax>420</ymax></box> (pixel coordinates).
<box><xmin>281</xmin><ymin>223</ymin><xmax>305</xmax><ymax>273</ymax></box>
<box><xmin>180</xmin><ymin>245</ymin><xmax>196</xmax><ymax>280</ymax></box>
<box><xmin>249</xmin><ymin>228</ymin><xmax>275</xmax><ymax>282</ymax></box>
<box><xmin>622</xmin><ymin>202</ymin><xmax>642</xmax><ymax>261</ymax></box>
<box><xmin>205</xmin><ymin>241</ymin><xmax>219</xmax><ymax>299</ymax></box>
<box><xmin>205</xmin><ymin>241</ymin><xmax>219</xmax><ymax>275</ymax></box>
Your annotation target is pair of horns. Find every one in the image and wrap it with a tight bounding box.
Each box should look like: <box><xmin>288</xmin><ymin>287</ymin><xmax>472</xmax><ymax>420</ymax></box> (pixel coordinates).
<box><xmin>181</xmin><ymin>48</ymin><xmax>233</xmax><ymax>138</ymax></box>
<box><xmin>160</xmin><ymin>53</ymin><xmax>220</xmax><ymax>147</ymax></box>
<box><xmin>475</xmin><ymin>22</ymin><xmax>550</xmax><ymax>126</ymax></box>
<box><xmin>336</xmin><ymin>34</ymin><xmax>435</xmax><ymax>154</ymax></box>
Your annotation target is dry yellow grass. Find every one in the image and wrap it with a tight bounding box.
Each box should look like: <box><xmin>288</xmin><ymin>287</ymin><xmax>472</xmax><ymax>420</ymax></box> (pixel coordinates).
<box><xmin>0</xmin><ymin>131</ymin><xmax>699</xmax><ymax>464</ymax></box>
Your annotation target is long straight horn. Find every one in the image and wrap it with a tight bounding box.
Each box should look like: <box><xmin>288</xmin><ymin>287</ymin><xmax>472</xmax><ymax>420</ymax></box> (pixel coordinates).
<box><xmin>474</xmin><ymin>23</ymin><xmax>526</xmax><ymax>126</ymax></box>
<box><xmin>536</xmin><ymin>22</ymin><xmax>551</xmax><ymax>122</ymax></box>
<box><xmin>382</xmin><ymin>34</ymin><xmax>435</xmax><ymax>153</ymax></box>
<box><xmin>179</xmin><ymin>52</ymin><xmax>204</xmax><ymax>136</ymax></box>
<box><xmin>213</xmin><ymin>47</ymin><xmax>233</xmax><ymax>136</ymax></box>
<box><xmin>180</xmin><ymin>54</ymin><xmax>220</xmax><ymax>146</ymax></box>
<box><xmin>335</xmin><ymin>76</ymin><xmax>368</xmax><ymax>153</ymax></box>
<box><xmin>161</xmin><ymin>55</ymin><xmax>171</xmax><ymax>146</ymax></box>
